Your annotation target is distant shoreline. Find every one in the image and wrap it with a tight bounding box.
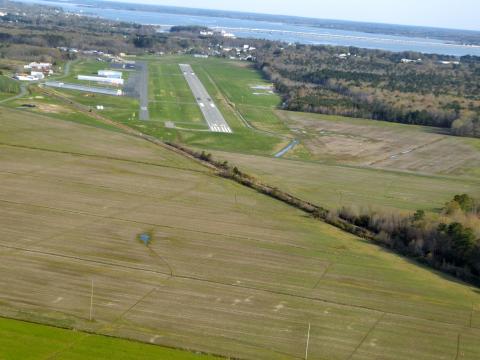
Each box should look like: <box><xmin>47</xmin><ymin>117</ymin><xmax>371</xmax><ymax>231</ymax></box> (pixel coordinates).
<box><xmin>14</xmin><ymin>0</ymin><xmax>480</xmax><ymax>55</ymax></box>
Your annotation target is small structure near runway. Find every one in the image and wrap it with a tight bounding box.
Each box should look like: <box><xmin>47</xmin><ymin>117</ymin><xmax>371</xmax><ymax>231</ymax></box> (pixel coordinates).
<box><xmin>45</xmin><ymin>81</ymin><xmax>123</xmax><ymax>96</ymax></box>
<box><xmin>78</xmin><ymin>75</ymin><xmax>124</xmax><ymax>86</ymax></box>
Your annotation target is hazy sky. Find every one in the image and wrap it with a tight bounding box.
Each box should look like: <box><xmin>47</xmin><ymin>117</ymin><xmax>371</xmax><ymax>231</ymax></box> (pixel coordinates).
<box><xmin>110</xmin><ymin>0</ymin><xmax>480</xmax><ymax>31</ymax></box>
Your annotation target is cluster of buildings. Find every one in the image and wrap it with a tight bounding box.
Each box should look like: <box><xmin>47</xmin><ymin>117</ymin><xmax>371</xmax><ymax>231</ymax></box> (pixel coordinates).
<box><xmin>58</xmin><ymin>47</ymin><xmax>136</xmax><ymax>65</ymax></box>
<box><xmin>400</xmin><ymin>58</ymin><xmax>422</xmax><ymax>64</ymax></box>
<box><xmin>198</xmin><ymin>29</ymin><xmax>236</xmax><ymax>39</ymax></box>
<box><xmin>77</xmin><ymin>70</ymin><xmax>124</xmax><ymax>86</ymax></box>
<box><xmin>400</xmin><ymin>58</ymin><xmax>460</xmax><ymax>65</ymax></box>
<box><xmin>189</xmin><ymin>42</ymin><xmax>257</xmax><ymax>61</ymax></box>
<box><xmin>438</xmin><ymin>60</ymin><xmax>460</xmax><ymax>65</ymax></box>
<box><xmin>14</xmin><ymin>62</ymin><xmax>53</xmax><ymax>81</ymax></box>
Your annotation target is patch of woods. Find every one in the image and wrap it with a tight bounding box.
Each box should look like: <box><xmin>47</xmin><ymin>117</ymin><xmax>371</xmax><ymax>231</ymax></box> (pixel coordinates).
<box><xmin>338</xmin><ymin>194</ymin><xmax>480</xmax><ymax>284</ymax></box>
<box><xmin>167</xmin><ymin>142</ymin><xmax>480</xmax><ymax>285</ymax></box>
<box><xmin>255</xmin><ymin>45</ymin><xmax>480</xmax><ymax>138</ymax></box>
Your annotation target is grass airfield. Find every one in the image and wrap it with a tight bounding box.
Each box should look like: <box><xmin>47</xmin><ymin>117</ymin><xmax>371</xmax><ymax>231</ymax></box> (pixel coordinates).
<box><xmin>0</xmin><ymin>107</ymin><xmax>480</xmax><ymax>359</ymax></box>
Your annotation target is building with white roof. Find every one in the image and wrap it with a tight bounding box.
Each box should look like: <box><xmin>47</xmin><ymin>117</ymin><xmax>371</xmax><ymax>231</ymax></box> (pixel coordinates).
<box><xmin>98</xmin><ymin>70</ymin><xmax>123</xmax><ymax>79</ymax></box>
<box><xmin>78</xmin><ymin>75</ymin><xmax>124</xmax><ymax>85</ymax></box>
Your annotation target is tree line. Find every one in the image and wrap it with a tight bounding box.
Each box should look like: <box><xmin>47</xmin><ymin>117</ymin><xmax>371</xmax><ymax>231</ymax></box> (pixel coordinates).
<box><xmin>255</xmin><ymin>45</ymin><xmax>480</xmax><ymax>137</ymax></box>
<box><xmin>338</xmin><ymin>194</ymin><xmax>480</xmax><ymax>283</ymax></box>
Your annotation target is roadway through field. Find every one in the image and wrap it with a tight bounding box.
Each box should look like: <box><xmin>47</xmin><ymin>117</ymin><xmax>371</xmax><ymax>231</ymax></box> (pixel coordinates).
<box><xmin>179</xmin><ymin>64</ymin><xmax>232</xmax><ymax>133</ymax></box>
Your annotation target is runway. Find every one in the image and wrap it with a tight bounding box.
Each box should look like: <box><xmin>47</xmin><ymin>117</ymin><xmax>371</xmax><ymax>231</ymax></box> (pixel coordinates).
<box><xmin>179</xmin><ymin>64</ymin><xmax>232</xmax><ymax>134</ymax></box>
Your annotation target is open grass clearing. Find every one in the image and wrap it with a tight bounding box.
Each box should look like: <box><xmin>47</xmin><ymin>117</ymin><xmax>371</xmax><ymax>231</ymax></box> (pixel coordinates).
<box><xmin>0</xmin><ymin>317</ymin><xmax>217</xmax><ymax>360</ymax></box>
<box><xmin>49</xmin><ymin>88</ymin><xmax>139</xmax><ymax>122</ymax></box>
<box><xmin>277</xmin><ymin>111</ymin><xmax>480</xmax><ymax>176</ymax></box>
<box><xmin>2</xmin><ymin>89</ymin><xmax>126</xmax><ymax>133</ymax></box>
<box><xmin>0</xmin><ymin>108</ymin><xmax>480</xmax><ymax>359</ymax></box>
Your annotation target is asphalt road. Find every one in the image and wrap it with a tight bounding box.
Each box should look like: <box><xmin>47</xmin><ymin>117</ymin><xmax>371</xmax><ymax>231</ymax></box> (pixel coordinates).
<box><xmin>179</xmin><ymin>64</ymin><xmax>232</xmax><ymax>133</ymax></box>
<box><xmin>136</xmin><ymin>61</ymin><xmax>149</xmax><ymax>121</ymax></box>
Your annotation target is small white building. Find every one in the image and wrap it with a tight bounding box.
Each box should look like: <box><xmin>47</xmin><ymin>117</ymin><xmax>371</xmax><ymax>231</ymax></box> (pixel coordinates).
<box><xmin>30</xmin><ymin>71</ymin><xmax>45</xmax><ymax>80</ymax></box>
<box><xmin>439</xmin><ymin>60</ymin><xmax>460</xmax><ymax>65</ymax></box>
<box><xmin>78</xmin><ymin>75</ymin><xmax>124</xmax><ymax>85</ymax></box>
<box><xmin>98</xmin><ymin>70</ymin><xmax>123</xmax><ymax>79</ymax></box>
<box><xmin>219</xmin><ymin>30</ymin><xmax>236</xmax><ymax>38</ymax></box>
<box><xmin>14</xmin><ymin>75</ymin><xmax>36</xmax><ymax>81</ymax></box>
<box><xmin>24</xmin><ymin>62</ymin><xmax>52</xmax><ymax>70</ymax></box>
<box><xmin>401</xmin><ymin>58</ymin><xmax>422</xmax><ymax>64</ymax></box>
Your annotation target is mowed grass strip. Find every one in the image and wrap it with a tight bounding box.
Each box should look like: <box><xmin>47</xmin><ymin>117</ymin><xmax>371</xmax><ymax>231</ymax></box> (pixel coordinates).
<box><xmin>1</xmin><ymin>108</ymin><xmax>480</xmax><ymax>359</ymax></box>
<box><xmin>149</xmin><ymin>61</ymin><xmax>204</xmax><ymax>124</ymax></box>
<box><xmin>0</xmin><ymin>317</ymin><xmax>218</xmax><ymax>360</ymax></box>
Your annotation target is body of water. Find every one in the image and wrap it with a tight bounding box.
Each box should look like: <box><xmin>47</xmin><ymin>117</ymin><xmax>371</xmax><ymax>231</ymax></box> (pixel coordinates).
<box><xmin>18</xmin><ymin>0</ymin><xmax>480</xmax><ymax>56</ymax></box>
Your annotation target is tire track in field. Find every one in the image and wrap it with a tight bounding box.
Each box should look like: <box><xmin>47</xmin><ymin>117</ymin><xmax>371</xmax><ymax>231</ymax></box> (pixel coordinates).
<box><xmin>346</xmin><ymin>312</ymin><xmax>385</xmax><ymax>360</ymax></box>
<box><xmin>312</xmin><ymin>262</ymin><xmax>333</xmax><ymax>289</ymax></box>
<box><xmin>455</xmin><ymin>333</ymin><xmax>462</xmax><ymax>360</ymax></box>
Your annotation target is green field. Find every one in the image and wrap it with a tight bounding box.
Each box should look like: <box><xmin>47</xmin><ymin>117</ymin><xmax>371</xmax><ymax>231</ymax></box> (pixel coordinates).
<box><xmin>3</xmin><ymin>88</ymin><xmax>123</xmax><ymax>132</ymax></box>
<box><xmin>4</xmin><ymin>55</ymin><xmax>480</xmax><ymax>217</ymax></box>
<box><xmin>210</xmin><ymin>150</ymin><xmax>480</xmax><ymax>213</ymax></box>
<box><xmin>128</xmin><ymin>55</ymin><xmax>289</xmax><ymax>155</ymax></box>
<box><xmin>0</xmin><ymin>107</ymin><xmax>480</xmax><ymax>359</ymax></box>
<box><xmin>197</xmin><ymin>110</ymin><xmax>479</xmax><ymax>214</ymax></box>
<box><xmin>43</xmin><ymin>56</ymin><xmax>290</xmax><ymax>156</ymax></box>
<box><xmin>0</xmin><ymin>317</ymin><xmax>217</xmax><ymax>360</ymax></box>
<box><xmin>149</xmin><ymin>61</ymin><xmax>205</xmax><ymax>125</ymax></box>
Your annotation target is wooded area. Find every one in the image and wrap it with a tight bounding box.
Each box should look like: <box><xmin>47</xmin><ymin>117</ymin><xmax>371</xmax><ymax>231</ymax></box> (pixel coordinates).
<box><xmin>255</xmin><ymin>45</ymin><xmax>480</xmax><ymax>137</ymax></box>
